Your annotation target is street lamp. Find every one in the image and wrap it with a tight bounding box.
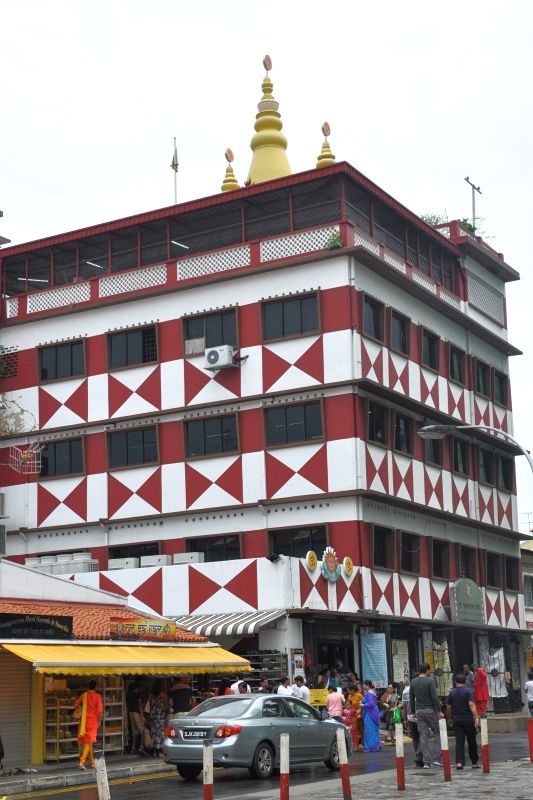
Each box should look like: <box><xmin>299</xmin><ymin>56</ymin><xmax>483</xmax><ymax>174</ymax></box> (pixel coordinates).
<box><xmin>418</xmin><ymin>423</ymin><xmax>533</xmax><ymax>475</ymax></box>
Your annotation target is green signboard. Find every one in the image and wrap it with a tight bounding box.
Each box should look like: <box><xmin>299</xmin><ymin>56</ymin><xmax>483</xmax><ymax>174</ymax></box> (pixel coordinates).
<box><xmin>450</xmin><ymin>579</ymin><xmax>485</xmax><ymax>626</ymax></box>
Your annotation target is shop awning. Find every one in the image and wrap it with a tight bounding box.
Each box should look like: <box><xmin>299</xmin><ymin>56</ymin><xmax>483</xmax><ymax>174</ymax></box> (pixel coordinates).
<box><xmin>0</xmin><ymin>643</ymin><xmax>251</xmax><ymax>675</ymax></box>
<box><xmin>174</xmin><ymin>609</ymin><xmax>286</xmax><ymax>637</ymax></box>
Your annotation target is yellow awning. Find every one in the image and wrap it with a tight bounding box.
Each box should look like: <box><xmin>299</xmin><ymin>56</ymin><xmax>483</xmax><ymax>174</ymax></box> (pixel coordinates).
<box><xmin>1</xmin><ymin>643</ymin><xmax>251</xmax><ymax>676</ymax></box>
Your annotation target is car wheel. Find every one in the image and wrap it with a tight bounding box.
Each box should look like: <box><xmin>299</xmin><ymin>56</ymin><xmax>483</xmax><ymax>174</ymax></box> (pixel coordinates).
<box><xmin>325</xmin><ymin>737</ymin><xmax>340</xmax><ymax>770</ymax></box>
<box><xmin>176</xmin><ymin>764</ymin><xmax>202</xmax><ymax>781</ymax></box>
<box><xmin>250</xmin><ymin>741</ymin><xmax>275</xmax><ymax>779</ymax></box>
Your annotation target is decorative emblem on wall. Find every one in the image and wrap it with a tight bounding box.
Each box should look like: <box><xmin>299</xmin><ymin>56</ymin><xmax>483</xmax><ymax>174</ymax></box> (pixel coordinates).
<box><xmin>320</xmin><ymin>546</ymin><xmax>341</xmax><ymax>582</ymax></box>
<box><xmin>342</xmin><ymin>556</ymin><xmax>353</xmax><ymax>578</ymax></box>
<box><xmin>306</xmin><ymin>551</ymin><xmax>318</xmax><ymax>572</ymax></box>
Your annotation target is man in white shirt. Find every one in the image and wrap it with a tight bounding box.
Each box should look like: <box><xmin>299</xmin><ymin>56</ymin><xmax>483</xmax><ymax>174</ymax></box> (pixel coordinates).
<box><xmin>525</xmin><ymin>673</ymin><xmax>533</xmax><ymax>717</ymax></box>
<box><xmin>292</xmin><ymin>675</ymin><xmax>310</xmax><ymax>703</ymax></box>
<box><xmin>277</xmin><ymin>676</ymin><xmax>294</xmax><ymax>696</ymax></box>
<box><xmin>231</xmin><ymin>675</ymin><xmax>251</xmax><ymax>694</ymax></box>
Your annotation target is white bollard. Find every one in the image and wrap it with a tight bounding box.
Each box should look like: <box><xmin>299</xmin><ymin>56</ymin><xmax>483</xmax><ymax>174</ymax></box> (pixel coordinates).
<box><xmin>439</xmin><ymin>718</ymin><xmax>451</xmax><ymax>782</ymax></box>
<box><xmin>395</xmin><ymin>723</ymin><xmax>405</xmax><ymax>791</ymax></box>
<box><xmin>94</xmin><ymin>756</ymin><xmax>111</xmax><ymax>800</ymax></box>
<box><xmin>336</xmin><ymin>727</ymin><xmax>352</xmax><ymax>800</ymax></box>
<box><xmin>280</xmin><ymin>733</ymin><xmax>289</xmax><ymax>800</ymax></box>
<box><xmin>480</xmin><ymin>717</ymin><xmax>489</xmax><ymax>773</ymax></box>
<box><xmin>203</xmin><ymin>739</ymin><xmax>214</xmax><ymax>800</ymax></box>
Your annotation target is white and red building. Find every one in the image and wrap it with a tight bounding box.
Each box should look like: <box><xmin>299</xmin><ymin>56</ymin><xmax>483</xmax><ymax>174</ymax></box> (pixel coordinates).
<box><xmin>0</xmin><ymin>62</ymin><xmax>527</xmax><ymax>709</ymax></box>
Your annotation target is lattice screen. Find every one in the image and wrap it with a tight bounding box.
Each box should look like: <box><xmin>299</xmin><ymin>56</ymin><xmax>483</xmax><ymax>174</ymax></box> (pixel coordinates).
<box><xmin>177</xmin><ymin>246</ymin><xmax>250</xmax><ymax>280</ymax></box>
<box><xmin>260</xmin><ymin>226</ymin><xmax>339</xmax><ymax>263</ymax></box>
<box><xmin>99</xmin><ymin>265</ymin><xmax>167</xmax><ymax>298</ymax></box>
<box><xmin>383</xmin><ymin>250</ymin><xmax>406</xmax><ymax>274</ymax></box>
<box><xmin>440</xmin><ymin>288</ymin><xmax>462</xmax><ymax>310</ymax></box>
<box><xmin>412</xmin><ymin>270</ymin><xmax>437</xmax><ymax>294</ymax></box>
<box><xmin>5</xmin><ymin>298</ymin><xmax>19</xmax><ymax>318</ymax></box>
<box><xmin>353</xmin><ymin>229</ymin><xmax>380</xmax><ymax>255</ymax></box>
<box><xmin>27</xmin><ymin>283</ymin><xmax>90</xmax><ymax>313</ymax></box>
<box><xmin>467</xmin><ymin>272</ymin><xmax>505</xmax><ymax>325</ymax></box>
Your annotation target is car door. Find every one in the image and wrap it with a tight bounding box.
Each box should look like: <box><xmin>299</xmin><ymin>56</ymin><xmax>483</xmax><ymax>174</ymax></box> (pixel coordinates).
<box><xmin>282</xmin><ymin>698</ymin><xmax>325</xmax><ymax>761</ymax></box>
<box><xmin>261</xmin><ymin>697</ymin><xmax>294</xmax><ymax>763</ymax></box>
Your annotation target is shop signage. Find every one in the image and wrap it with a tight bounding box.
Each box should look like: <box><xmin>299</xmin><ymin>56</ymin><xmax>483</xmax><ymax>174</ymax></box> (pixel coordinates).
<box><xmin>291</xmin><ymin>648</ymin><xmax>305</xmax><ymax>679</ymax></box>
<box><xmin>360</xmin><ymin>632</ymin><xmax>388</xmax><ymax>688</ymax></box>
<box><xmin>343</xmin><ymin>556</ymin><xmax>353</xmax><ymax>577</ymax></box>
<box><xmin>0</xmin><ymin>613</ymin><xmax>72</xmax><ymax>639</ymax></box>
<box><xmin>320</xmin><ymin>547</ymin><xmax>341</xmax><ymax>582</ymax></box>
<box><xmin>450</xmin><ymin>579</ymin><xmax>485</xmax><ymax>626</ymax></box>
<box><xmin>309</xmin><ymin>688</ymin><xmax>329</xmax><ymax>706</ymax></box>
<box><xmin>391</xmin><ymin>639</ymin><xmax>410</xmax><ymax>684</ymax></box>
<box><xmin>110</xmin><ymin>616</ymin><xmax>176</xmax><ymax>641</ymax></box>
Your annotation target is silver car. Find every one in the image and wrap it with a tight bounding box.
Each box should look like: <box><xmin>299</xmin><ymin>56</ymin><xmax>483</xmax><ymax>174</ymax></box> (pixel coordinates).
<box><xmin>163</xmin><ymin>693</ymin><xmax>352</xmax><ymax>780</ymax></box>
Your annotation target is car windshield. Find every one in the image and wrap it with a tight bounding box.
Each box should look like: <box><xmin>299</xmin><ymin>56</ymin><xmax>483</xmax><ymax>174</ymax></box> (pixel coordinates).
<box><xmin>186</xmin><ymin>698</ymin><xmax>255</xmax><ymax>719</ymax></box>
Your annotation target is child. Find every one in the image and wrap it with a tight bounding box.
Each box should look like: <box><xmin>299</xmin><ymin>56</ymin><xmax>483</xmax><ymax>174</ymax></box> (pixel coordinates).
<box><xmin>342</xmin><ymin>699</ymin><xmax>355</xmax><ymax>728</ymax></box>
<box><xmin>390</xmin><ymin>700</ymin><xmax>403</xmax><ymax>741</ymax></box>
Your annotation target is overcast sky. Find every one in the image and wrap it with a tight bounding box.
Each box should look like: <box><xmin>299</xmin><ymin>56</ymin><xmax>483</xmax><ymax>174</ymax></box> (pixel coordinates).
<box><xmin>2</xmin><ymin>0</ymin><xmax>532</xmax><ymax>532</ymax></box>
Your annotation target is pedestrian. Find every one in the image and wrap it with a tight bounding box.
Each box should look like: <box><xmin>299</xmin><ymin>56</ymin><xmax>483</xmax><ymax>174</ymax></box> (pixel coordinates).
<box><xmin>257</xmin><ymin>678</ymin><xmax>271</xmax><ymax>693</ymax></box>
<box><xmin>380</xmin><ymin>683</ymin><xmax>398</xmax><ymax>742</ymax></box>
<box><xmin>463</xmin><ymin>663</ymin><xmax>475</xmax><ymax>690</ymax></box>
<box><xmin>343</xmin><ymin>698</ymin><xmax>356</xmax><ymax>727</ymax></box>
<box><xmin>125</xmin><ymin>682</ymin><xmax>144</xmax><ymax>754</ymax></box>
<box><xmin>402</xmin><ymin>680</ymin><xmax>423</xmax><ymax>767</ymax></box>
<box><xmin>74</xmin><ymin>680</ymin><xmax>103</xmax><ymax>771</ymax></box>
<box><xmin>409</xmin><ymin>663</ymin><xmax>443</xmax><ymax>769</ymax></box>
<box><xmin>169</xmin><ymin>676</ymin><xmax>192</xmax><ymax>718</ymax></box>
<box><xmin>326</xmin><ymin>685</ymin><xmax>344</xmax><ymax>721</ymax></box>
<box><xmin>231</xmin><ymin>675</ymin><xmax>251</xmax><ymax>694</ymax></box>
<box><xmin>217</xmin><ymin>678</ymin><xmax>233</xmax><ymax>696</ymax></box>
<box><xmin>277</xmin><ymin>676</ymin><xmax>294</xmax><ymax>696</ymax></box>
<box><xmin>148</xmin><ymin>679</ymin><xmax>168</xmax><ymax>758</ymax></box>
<box><xmin>292</xmin><ymin>675</ymin><xmax>310</xmax><ymax>703</ymax></box>
<box><xmin>446</xmin><ymin>673</ymin><xmax>480</xmax><ymax>770</ymax></box>
<box><xmin>525</xmin><ymin>672</ymin><xmax>533</xmax><ymax>717</ymax></box>
<box><xmin>238</xmin><ymin>681</ymin><xmax>250</xmax><ymax>694</ymax></box>
<box><xmin>360</xmin><ymin>680</ymin><xmax>381</xmax><ymax>751</ymax></box>
<box><xmin>472</xmin><ymin>664</ymin><xmax>490</xmax><ymax>716</ymax></box>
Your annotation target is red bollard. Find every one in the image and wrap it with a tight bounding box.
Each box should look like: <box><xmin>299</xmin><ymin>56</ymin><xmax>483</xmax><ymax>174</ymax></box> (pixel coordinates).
<box><xmin>439</xmin><ymin>719</ymin><xmax>451</xmax><ymax>782</ymax></box>
<box><xmin>480</xmin><ymin>718</ymin><xmax>490</xmax><ymax>774</ymax></box>
<box><xmin>336</xmin><ymin>728</ymin><xmax>352</xmax><ymax>800</ymax></box>
<box><xmin>203</xmin><ymin>740</ymin><xmax>214</xmax><ymax>800</ymax></box>
<box><xmin>280</xmin><ymin>733</ymin><xmax>289</xmax><ymax>800</ymax></box>
<box><xmin>395</xmin><ymin>723</ymin><xmax>405</xmax><ymax>791</ymax></box>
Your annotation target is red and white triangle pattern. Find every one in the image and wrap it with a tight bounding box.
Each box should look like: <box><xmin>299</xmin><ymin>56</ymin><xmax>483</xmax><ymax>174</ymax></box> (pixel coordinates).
<box><xmin>399</xmin><ymin>574</ymin><xmax>421</xmax><ymax>618</ymax></box>
<box><xmin>451</xmin><ymin>476</ymin><xmax>470</xmax><ymax>516</ymax></box>
<box><xmin>497</xmin><ymin>492</ymin><xmax>513</xmax><ymax>529</ymax></box>
<box><xmin>360</xmin><ymin>339</ymin><xmax>384</xmax><ymax>384</ymax></box>
<box><xmin>371</xmin><ymin>570</ymin><xmax>395</xmax><ymax>615</ymax></box>
<box><xmin>107</xmin><ymin>466</ymin><xmax>162</xmax><ymax>518</ymax></box>
<box><xmin>492</xmin><ymin>405</ymin><xmax>509</xmax><ymax>433</ymax></box>
<box><xmin>262</xmin><ymin>337</ymin><xmax>324</xmax><ymax>393</ymax></box>
<box><xmin>184</xmin><ymin>358</ymin><xmax>241</xmax><ymax>406</ymax></box>
<box><xmin>504</xmin><ymin>592</ymin><xmax>520</xmax><ymax>629</ymax></box>
<box><xmin>336</xmin><ymin>569</ymin><xmax>363</xmax><ymax>613</ymax></box>
<box><xmin>97</xmin><ymin>567</ymin><xmax>165</xmax><ymax>615</ymax></box>
<box><xmin>485</xmin><ymin>588</ymin><xmax>502</xmax><ymax>626</ymax></box>
<box><xmin>185</xmin><ymin>455</ymin><xmax>243</xmax><ymax>509</ymax></box>
<box><xmin>447</xmin><ymin>384</ymin><xmax>466</xmax><ymax>421</ymax></box>
<box><xmin>429</xmin><ymin>580</ymin><xmax>450</xmax><ymax>622</ymax></box>
<box><xmin>37</xmin><ymin>477</ymin><xmax>87</xmax><ymax>526</ymax></box>
<box><xmin>473</xmin><ymin>396</ymin><xmax>490</xmax><ymax>426</ymax></box>
<box><xmin>478</xmin><ymin>485</ymin><xmax>495</xmax><ymax>525</ymax></box>
<box><xmin>108</xmin><ymin>365</ymin><xmax>161</xmax><ymax>418</ymax></box>
<box><xmin>420</xmin><ymin>369</ymin><xmax>439</xmax><ymax>409</ymax></box>
<box><xmin>424</xmin><ymin>465</ymin><xmax>444</xmax><ymax>510</ymax></box>
<box><xmin>188</xmin><ymin>561</ymin><xmax>258</xmax><ymax>614</ymax></box>
<box><xmin>391</xmin><ymin>454</ymin><xmax>414</xmax><ymax>501</ymax></box>
<box><xmin>265</xmin><ymin>444</ymin><xmax>327</xmax><ymax>499</ymax></box>
<box><xmin>299</xmin><ymin>561</ymin><xmax>329</xmax><ymax>609</ymax></box>
<box><xmin>388</xmin><ymin>353</ymin><xmax>409</xmax><ymax>395</ymax></box>
<box><xmin>365</xmin><ymin>445</ymin><xmax>388</xmax><ymax>493</ymax></box>
<box><xmin>39</xmin><ymin>379</ymin><xmax>88</xmax><ymax>428</ymax></box>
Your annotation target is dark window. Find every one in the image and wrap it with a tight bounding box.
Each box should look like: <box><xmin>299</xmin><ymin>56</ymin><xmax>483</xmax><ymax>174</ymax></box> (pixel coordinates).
<box><xmin>430</xmin><ymin>245</ymin><xmax>442</xmax><ymax>283</ymax></box>
<box><xmin>449</xmin><ymin>346</ymin><xmax>465</xmax><ymax>385</ymax></box>
<box><xmin>39</xmin><ymin>342</ymin><xmax>85</xmax><ymax>381</ymax></box>
<box><xmin>524</xmin><ymin>575</ymin><xmax>533</xmax><ymax>607</ymax></box>
<box><xmin>262</xmin><ymin>294</ymin><xmax>319</xmax><ymax>340</ymax></box>
<box><xmin>108</xmin><ymin>426</ymin><xmax>158</xmax><ymax>468</ymax></box>
<box><xmin>373</xmin><ymin>526</ymin><xmax>394</xmax><ymax>569</ymax></box>
<box><xmin>41</xmin><ymin>438</ymin><xmax>83</xmax><ymax>477</ymax></box>
<box><xmin>421</xmin><ymin>330</ymin><xmax>439</xmax><ymax>370</ymax></box>
<box><xmin>390</xmin><ymin>311</ymin><xmax>409</xmax><ymax>355</ymax></box>
<box><xmin>108</xmin><ymin>326</ymin><xmax>157</xmax><ymax>369</ymax></box>
<box><xmin>362</xmin><ymin>296</ymin><xmax>384</xmax><ymax>341</ymax></box>
<box><xmin>498</xmin><ymin>456</ymin><xmax>514</xmax><ymax>491</ymax></box>
<box><xmin>270</xmin><ymin>525</ymin><xmax>327</xmax><ymax>559</ymax></box>
<box><xmin>265</xmin><ymin>402</ymin><xmax>322</xmax><ymax>446</ymax></box>
<box><xmin>475</xmin><ymin>361</ymin><xmax>489</xmax><ymax>396</ymax></box>
<box><xmin>109</xmin><ymin>542</ymin><xmax>159</xmax><ymax>560</ymax></box>
<box><xmin>368</xmin><ymin>402</ymin><xmax>388</xmax><ymax>445</ymax></box>
<box><xmin>432</xmin><ymin>540</ymin><xmax>450</xmax><ymax>579</ymax></box>
<box><xmin>486</xmin><ymin>552</ymin><xmax>502</xmax><ymax>588</ymax></box>
<box><xmin>443</xmin><ymin>254</ymin><xmax>455</xmax><ymax>291</ymax></box>
<box><xmin>478</xmin><ymin>449</ymin><xmax>494</xmax><ymax>484</ymax></box>
<box><xmin>401</xmin><ymin>532</ymin><xmax>420</xmax><ymax>574</ymax></box>
<box><xmin>185</xmin><ymin>310</ymin><xmax>237</xmax><ymax>349</ymax></box>
<box><xmin>394</xmin><ymin>414</ymin><xmax>413</xmax><ymax>454</ymax></box>
<box><xmin>460</xmin><ymin>546</ymin><xmax>476</xmax><ymax>580</ymax></box>
<box><xmin>424</xmin><ymin>437</ymin><xmax>442</xmax><ymax>466</ymax></box>
<box><xmin>187</xmin><ymin>535</ymin><xmax>240</xmax><ymax>562</ymax></box>
<box><xmin>505</xmin><ymin>557</ymin><xmax>519</xmax><ymax>591</ymax></box>
<box><xmin>494</xmin><ymin>372</ymin><xmax>508</xmax><ymax>406</ymax></box>
<box><xmin>185</xmin><ymin>415</ymin><xmax>238</xmax><ymax>458</ymax></box>
<box><xmin>453</xmin><ymin>438</ymin><xmax>469</xmax><ymax>475</ymax></box>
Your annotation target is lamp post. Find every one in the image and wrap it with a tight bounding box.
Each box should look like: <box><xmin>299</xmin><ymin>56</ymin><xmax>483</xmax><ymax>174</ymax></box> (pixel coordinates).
<box><xmin>418</xmin><ymin>423</ymin><xmax>533</xmax><ymax>475</ymax></box>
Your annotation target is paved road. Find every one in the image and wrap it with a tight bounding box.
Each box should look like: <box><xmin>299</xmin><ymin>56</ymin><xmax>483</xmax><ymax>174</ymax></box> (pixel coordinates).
<box><xmin>7</xmin><ymin>733</ymin><xmax>531</xmax><ymax>800</ymax></box>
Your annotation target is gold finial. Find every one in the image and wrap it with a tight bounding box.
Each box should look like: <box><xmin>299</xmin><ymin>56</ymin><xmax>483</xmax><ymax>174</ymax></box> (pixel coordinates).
<box><xmin>246</xmin><ymin>55</ymin><xmax>291</xmax><ymax>185</ymax></box>
<box><xmin>221</xmin><ymin>148</ymin><xmax>240</xmax><ymax>192</ymax></box>
<box><xmin>316</xmin><ymin>121</ymin><xmax>336</xmax><ymax>169</ymax></box>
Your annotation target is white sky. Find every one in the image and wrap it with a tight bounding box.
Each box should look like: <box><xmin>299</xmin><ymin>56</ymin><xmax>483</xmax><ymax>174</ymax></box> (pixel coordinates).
<box><xmin>1</xmin><ymin>0</ymin><xmax>532</xmax><ymax>532</ymax></box>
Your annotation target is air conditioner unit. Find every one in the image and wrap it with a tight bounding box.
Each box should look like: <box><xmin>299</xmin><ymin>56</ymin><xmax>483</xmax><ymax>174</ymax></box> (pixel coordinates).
<box><xmin>140</xmin><ymin>554</ymin><xmax>172</xmax><ymax>567</ymax></box>
<box><xmin>173</xmin><ymin>552</ymin><xmax>205</xmax><ymax>565</ymax></box>
<box><xmin>204</xmin><ymin>345</ymin><xmax>234</xmax><ymax>371</ymax></box>
<box><xmin>108</xmin><ymin>557</ymin><xmax>140</xmax><ymax>570</ymax></box>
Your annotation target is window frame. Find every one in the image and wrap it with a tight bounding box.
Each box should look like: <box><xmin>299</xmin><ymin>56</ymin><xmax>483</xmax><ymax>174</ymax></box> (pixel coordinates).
<box><xmin>389</xmin><ymin>309</ymin><xmax>410</xmax><ymax>357</ymax></box>
<box><xmin>264</xmin><ymin>399</ymin><xmax>324</xmax><ymax>449</ymax></box>
<box><xmin>373</xmin><ymin>525</ymin><xmax>395</xmax><ymax>571</ymax></box>
<box><xmin>186</xmin><ymin>534</ymin><xmax>241</xmax><ymax>562</ymax></box>
<box><xmin>400</xmin><ymin>531</ymin><xmax>420</xmax><ymax>575</ymax></box>
<box><xmin>420</xmin><ymin>328</ymin><xmax>440</xmax><ymax>372</ymax></box>
<box><xmin>261</xmin><ymin>292</ymin><xmax>321</xmax><ymax>343</ymax></box>
<box><xmin>269</xmin><ymin>524</ymin><xmax>328</xmax><ymax>560</ymax></box>
<box><xmin>107</xmin><ymin>424</ymin><xmax>159</xmax><ymax>470</ymax></box>
<box><xmin>497</xmin><ymin>455</ymin><xmax>514</xmax><ymax>492</ymax></box>
<box><xmin>432</xmin><ymin>539</ymin><xmax>450</xmax><ymax>580</ymax></box>
<box><xmin>452</xmin><ymin>437</ymin><xmax>470</xmax><ymax>476</ymax></box>
<box><xmin>393</xmin><ymin>412</ymin><xmax>414</xmax><ymax>456</ymax></box>
<box><xmin>183</xmin><ymin>307</ymin><xmax>239</xmax><ymax>356</ymax></box>
<box><xmin>524</xmin><ymin>574</ymin><xmax>533</xmax><ymax>607</ymax></box>
<box><xmin>107</xmin><ymin>323</ymin><xmax>159</xmax><ymax>372</ymax></box>
<box><xmin>38</xmin><ymin>339</ymin><xmax>87</xmax><ymax>384</ymax></box>
<box><xmin>361</xmin><ymin>294</ymin><xmax>385</xmax><ymax>343</ymax></box>
<box><xmin>473</xmin><ymin>358</ymin><xmax>490</xmax><ymax>398</ymax></box>
<box><xmin>367</xmin><ymin>400</ymin><xmax>389</xmax><ymax>448</ymax></box>
<box><xmin>485</xmin><ymin>551</ymin><xmax>502</xmax><ymax>589</ymax></box>
<box><xmin>184</xmin><ymin>413</ymin><xmax>240</xmax><ymax>460</ymax></box>
<box><xmin>39</xmin><ymin>436</ymin><xmax>85</xmax><ymax>479</ymax></box>
<box><xmin>478</xmin><ymin>447</ymin><xmax>495</xmax><ymax>486</ymax></box>
<box><xmin>504</xmin><ymin>556</ymin><xmax>519</xmax><ymax>592</ymax></box>
<box><xmin>424</xmin><ymin>436</ymin><xmax>443</xmax><ymax>467</ymax></box>
<box><xmin>459</xmin><ymin>545</ymin><xmax>477</xmax><ymax>582</ymax></box>
<box><xmin>448</xmin><ymin>344</ymin><xmax>466</xmax><ymax>386</ymax></box>
<box><xmin>493</xmin><ymin>370</ymin><xmax>509</xmax><ymax>407</ymax></box>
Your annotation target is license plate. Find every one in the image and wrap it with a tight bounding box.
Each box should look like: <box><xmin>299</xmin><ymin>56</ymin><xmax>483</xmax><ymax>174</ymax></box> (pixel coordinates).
<box><xmin>182</xmin><ymin>728</ymin><xmax>209</xmax><ymax>739</ymax></box>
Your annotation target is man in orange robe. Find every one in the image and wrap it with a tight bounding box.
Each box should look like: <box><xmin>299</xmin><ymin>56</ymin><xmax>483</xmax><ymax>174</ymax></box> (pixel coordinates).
<box><xmin>472</xmin><ymin>665</ymin><xmax>490</xmax><ymax>716</ymax></box>
<box><xmin>74</xmin><ymin>680</ymin><xmax>103</xmax><ymax>769</ymax></box>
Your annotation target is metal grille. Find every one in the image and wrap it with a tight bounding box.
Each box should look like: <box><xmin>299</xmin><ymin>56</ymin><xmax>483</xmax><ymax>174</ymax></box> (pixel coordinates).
<box><xmin>467</xmin><ymin>272</ymin><xmax>505</xmax><ymax>325</ymax></box>
<box><xmin>374</xmin><ymin>222</ymin><xmax>405</xmax><ymax>257</ymax></box>
<box><xmin>346</xmin><ymin>202</ymin><xmax>371</xmax><ymax>233</ymax></box>
<box><xmin>440</xmin><ymin>288</ymin><xmax>462</xmax><ymax>310</ymax></box>
<box><xmin>383</xmin><ymin>250</ymin><xmax>406</xmax><ymax>273</ymax></box>
<box><xmin>353</xmin><ymin>229</ymin><xmax>380</xmax><ymax>255</ymax></box>
<box><xmin>411</xmin><ymin>270</ymin><xmax>437</xmax><ymax>294</ymax></box>
<box><xmin>0</xmin><ymin>345</ymin><xmax>18</xmax><ymax>378</ymax></box>
<box><xmin>6</xmin><ymin>297</ymin><xmax>19</xmax><ymax>318</ymax></box>
<box><xmin>292</xmin><ymin>200</ymin><xmax>340</xmax><ymax>229</ymax></box>
<box><xmin>27</xmin><ymin>283</ymin><xmax>90</xmax><ymax>313</ymax></box>
<box><xmin>177</xmin><ymin>245</ymin><xmax>251</xmax><ymax>280</ymax></box>
<box><xmin>260</xmin><ymin>225</ymin><xmax>339</xmax><ymax>262</ymax></box>
<box><xmin>99</xmin><ymin>265</ymin><xmax>167</xmax><ymax>298</ymax></box>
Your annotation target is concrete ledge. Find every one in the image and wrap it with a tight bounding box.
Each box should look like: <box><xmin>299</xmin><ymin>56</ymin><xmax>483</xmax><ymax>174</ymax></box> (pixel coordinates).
<box><xmin>487</xmin><ymin>714</ymin><xmax>529</xmax><ymax>734</ymax></box>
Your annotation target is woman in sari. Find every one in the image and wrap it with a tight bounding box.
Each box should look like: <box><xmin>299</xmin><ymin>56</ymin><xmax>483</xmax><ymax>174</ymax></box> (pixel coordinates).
<box><xmin>148</xmin><ymin>679</ymin><xmax>168</xmax><ymax>757</ymax></box>
<box><xmin>74</xmin><ymin>680</ymin><xmax>103</xmax><ymax>770</ymax></box>
<box><xmin>360</xmin><ymin>680</ymin><xmax>382</xmax><ymax>752</ymax></box>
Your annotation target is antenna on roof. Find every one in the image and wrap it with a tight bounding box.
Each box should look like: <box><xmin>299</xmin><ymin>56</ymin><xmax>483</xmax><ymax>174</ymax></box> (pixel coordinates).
<box><xmin>464</xmin><ymin>177</ymin><xmax>482</xmax><ymax>233</ymax></box>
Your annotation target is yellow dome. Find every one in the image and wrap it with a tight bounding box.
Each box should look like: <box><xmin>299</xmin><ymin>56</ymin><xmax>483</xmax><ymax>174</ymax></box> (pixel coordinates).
<box><xmin>246</xmin><ymin>56</ymin><xmax>291</xmax><ymax>185</ymax></box>
<box><xmin>316</xmin><ymin>122</ymin><xmax>336</xmax><ymax>169</ymax></box>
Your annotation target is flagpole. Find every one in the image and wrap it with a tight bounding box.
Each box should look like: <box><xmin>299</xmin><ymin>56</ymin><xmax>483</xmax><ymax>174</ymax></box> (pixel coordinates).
<box><xmin>173</xmin><ymin>137</ymin><xmax>177</xmax><ymax>204</ymax></box>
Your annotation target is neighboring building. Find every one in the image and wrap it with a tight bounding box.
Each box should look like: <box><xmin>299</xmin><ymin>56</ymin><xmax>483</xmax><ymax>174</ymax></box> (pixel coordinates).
<box><xmin>0</xmin><ymin>58</ymin><xmax>527</xmax><ymax>711</ymax></box>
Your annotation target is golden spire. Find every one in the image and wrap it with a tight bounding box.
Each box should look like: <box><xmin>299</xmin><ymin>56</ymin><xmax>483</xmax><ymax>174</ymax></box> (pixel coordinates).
<box><xmin>246</xmin><ymin>55</ymin><xmax>291</xmax><ymax>185</ymax></box>
<box><xmin>316</xmin><ymin>121</ymin><xmax>336</xmax><ymax>169</ymax></box>
<box><xmin>221</xmin><ymin>148</ymin><xmax>240</xmax><ymax>192</ymax></box>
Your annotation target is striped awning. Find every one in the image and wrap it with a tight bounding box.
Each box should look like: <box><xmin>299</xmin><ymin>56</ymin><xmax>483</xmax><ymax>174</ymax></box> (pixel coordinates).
<box><xmin>174</xmin><ymin>610</ymin><xmax>286</xmax><ymax>638</ymax></box>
